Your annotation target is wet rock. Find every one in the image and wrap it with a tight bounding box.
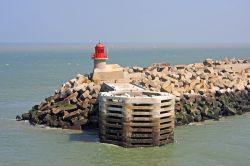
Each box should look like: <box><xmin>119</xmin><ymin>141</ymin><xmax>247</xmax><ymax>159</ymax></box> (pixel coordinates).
<box><xmin>16</xmin><ymin>115</ymin><xmax>22</xmax><ymax>121</ymax></box>
<box><xmin>43</xmin><ymin>114</ymin><xmax>52</xmax><ymax>123</ymax></box>
<box><xmin>55</xmin><ymin>101</ymin><xmax>77</xmax><ymax>111</ymax></box>
<box><xmin>38</xmin><ymin>109</ymin><xmax>51</xmax><ymax>116</ymax></box>
<box><xmin>72</xmin><ymin>117</ymin><xmax>88</xmax><ymax>126</ymax></box>
<box><xmin>21</xmin><ymin>112</ymin><xmax>31</xmax><ymax>120</ymax></box>
<box><xmin>29</xmin><ymin>109</ymin><xmax>39</xmax><ymax>124</ymax></box>
<box><xmin>194</xmin><ymin>114</ymin><xmax>202</xmax><ymax>122</ymax></box>
<box><xmin>206</xmin><ymin>108</ymin><xmax>220</xmax><ymax>120</ymax></box>
<box><xmin>242</xmin><ymin>106</ymin><xmax>250</xmax><ymax>112</ymax></box>
<box><xmin>223</xmin><ymin>105</ymin><xmax>237</xmax><ymax>116</ymax></box>
<box><xmin>32</xmin><ymin>105</ymin><xmax>39</xmax><ymax>110</ymax></box>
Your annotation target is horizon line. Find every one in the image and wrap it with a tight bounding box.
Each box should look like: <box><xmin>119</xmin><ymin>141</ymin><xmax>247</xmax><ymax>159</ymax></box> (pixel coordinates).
<box><xmin>1</xmin><ymin>42</ymin><xmax>250</xmax><ymax>46</ymax></box>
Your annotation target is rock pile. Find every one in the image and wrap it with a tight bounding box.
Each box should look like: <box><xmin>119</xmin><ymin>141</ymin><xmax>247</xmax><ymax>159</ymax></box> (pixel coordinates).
<box><xmin>126</xmin><ymin>58</ymin><xmax>250</xmax><ymax>125</ymax></box>
<box><xmin>17</xmin><ymin>58</ymin><xmax>250</xmax><ymax>129</ymax></box>
<box><xmin>17</xmin><ymin>74</ymin><xmax>102</xmax><ymax>130</ymax></box>
<box><xmin>126</xmin><ymin>58</ymin><xmax>250</xmax><ymax>95</ymax></box>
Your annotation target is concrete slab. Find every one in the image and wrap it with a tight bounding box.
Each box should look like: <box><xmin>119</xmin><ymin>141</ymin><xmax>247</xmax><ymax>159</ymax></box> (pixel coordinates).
<box><xmin>103</xmin><ymin>82</ymin><xmax>145</xmax><ymax>92</ymax></box>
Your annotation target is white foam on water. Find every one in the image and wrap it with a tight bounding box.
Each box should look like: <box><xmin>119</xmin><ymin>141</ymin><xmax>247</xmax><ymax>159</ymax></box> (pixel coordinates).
<box><xmin>101</xmin><ymin>142</ymin><xmax>120</xmax><ymax>148</ymax></box>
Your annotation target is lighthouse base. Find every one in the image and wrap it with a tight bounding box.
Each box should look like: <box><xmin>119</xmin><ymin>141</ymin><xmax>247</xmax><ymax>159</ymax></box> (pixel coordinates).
<box><xmin>92</xmin><ymin>64</ymin><xmax>127</xmax><ymax>82</ymax></box>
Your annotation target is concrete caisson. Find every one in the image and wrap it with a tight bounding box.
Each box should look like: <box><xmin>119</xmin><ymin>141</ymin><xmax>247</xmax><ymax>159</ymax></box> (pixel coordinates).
<box><xmin>99</xmin><ymin>91</ymin><xmax>175</xmax><ymax>147</ymax></box>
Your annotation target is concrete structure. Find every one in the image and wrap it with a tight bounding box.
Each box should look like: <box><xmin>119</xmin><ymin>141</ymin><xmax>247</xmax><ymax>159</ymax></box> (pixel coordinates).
<box><xmin>102</xmin><ymin>82</ymin><xmax>145</xmax><ymax>92</ymax></box>
<box><xmin>91</xmin><ymin>42</ymin><xmax>126</xmax><ymax>82</ymax></box>
<box><xmin>99</xmin><ymin>91</ymin><xmax>175</xmax><ymax>147</ymax></box>
<box><xmin>90</xmin><ymin>43</ymin><xmax>176</xmax><ymax>147</ymax></box>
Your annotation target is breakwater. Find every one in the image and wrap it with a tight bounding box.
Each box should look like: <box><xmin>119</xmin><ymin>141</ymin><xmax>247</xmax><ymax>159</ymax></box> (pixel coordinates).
<box><xmin>17</xmin><ymin>58</ymin><xmax>250</xmax><ymax>129</ymax></box>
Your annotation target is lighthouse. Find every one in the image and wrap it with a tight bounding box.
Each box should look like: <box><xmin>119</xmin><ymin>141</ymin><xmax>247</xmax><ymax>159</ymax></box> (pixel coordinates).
<box><xmin>91</xmin><ymin>42</ymin><xmax>108</xmax><ymax>69</ymax></box>
<box><xmin>91</xmin><ymin>42</ymin><xmax>126</xmax><ymax>82</ymax></box>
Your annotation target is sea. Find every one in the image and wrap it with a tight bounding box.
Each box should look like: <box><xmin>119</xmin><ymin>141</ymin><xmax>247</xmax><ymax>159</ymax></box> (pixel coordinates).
<box><xmin>0</xmin><ymin>44</ymin><xmax>250</xmax><ymax>166</ymax></box>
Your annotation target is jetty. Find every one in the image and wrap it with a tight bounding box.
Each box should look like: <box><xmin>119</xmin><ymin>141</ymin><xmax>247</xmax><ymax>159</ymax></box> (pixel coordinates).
<box><xmin>17</xmin><ymin>43</ymin><xmax>250</xmax><ymax>147</ymax></box>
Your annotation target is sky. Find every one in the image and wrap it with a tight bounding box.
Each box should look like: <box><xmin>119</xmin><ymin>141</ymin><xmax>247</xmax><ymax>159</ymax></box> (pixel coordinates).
<box><xmin>0</xmin><ymin>0</ymin><xmax>250</xmax><ymax>44</ymax></box>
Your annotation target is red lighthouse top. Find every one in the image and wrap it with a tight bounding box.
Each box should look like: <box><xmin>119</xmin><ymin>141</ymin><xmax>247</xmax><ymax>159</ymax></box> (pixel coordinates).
<box><xmin>91</xmin><ymin>42</ymin><xmax>108</xmax><ymax>60</ymax></box>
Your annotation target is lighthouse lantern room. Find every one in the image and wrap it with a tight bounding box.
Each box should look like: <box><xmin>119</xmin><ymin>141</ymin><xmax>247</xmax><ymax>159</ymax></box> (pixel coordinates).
<box><xmin>92</xmin><ymin>42</ymin><xmax>108</xmax><ymax>69</ymax></box>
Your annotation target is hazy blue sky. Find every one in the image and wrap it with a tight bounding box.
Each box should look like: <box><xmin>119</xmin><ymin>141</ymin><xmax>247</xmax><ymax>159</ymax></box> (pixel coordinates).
<box><xmin>0</xmin><ymin>0</ymin><xmax>249</xmax><ymax>44</ymax></box>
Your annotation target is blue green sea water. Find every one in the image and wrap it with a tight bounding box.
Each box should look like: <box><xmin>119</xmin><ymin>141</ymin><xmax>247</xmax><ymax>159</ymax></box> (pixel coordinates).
<box><xmin>0</xmin><ymin>44</ymin><xmax>250</xmax><ymax>166</ymax></box>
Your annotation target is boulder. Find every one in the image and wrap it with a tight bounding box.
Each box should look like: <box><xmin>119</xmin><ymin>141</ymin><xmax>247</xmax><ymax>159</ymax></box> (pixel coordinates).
<box><xmin>203</xmin><ymin>59</ymin><xmax>213</xmax><ymax>66</ymax></box>
<box><xmin>87</xmin><ymin>83</ymin><xmax>95</xmax><ymax>92</ymax></box>
<box><xmin>199</xmin><ymin>73</ymin><xmax>207</xmax><ymax>80</ymax></box>
<box><xmin>77</xmin><ymin>102</ymin><xmax>89</xmax><ymax>109</ymax></box>
<box><xmin>21</xmin><ymin>112</ymin><xmax>30</xmax><ymax>120</ymax></box>
<box><xmin>81</xmin><ymin>90</ymin><xmax>90</xmax><ymax>99</ymax></box>
<box><xmin>223</xmin><ymin>105</ymin><xmax>237</xmax><ymax>116</ymax></box>
<box><xmin>38</xmin><ymin>109</ymin><xmax>51</xmax><ymax>116</ymax></box>
<box><xmin>72</xmin><ymin>117</ymin><xmax>88</xmax><ymax>126</ymax></box>
<box><xmin>51</xmin><ymin>107</ymin><xmax>62</xmax><ymax>115</ymax></box>
<box><xmin>169</xmin><ymin>73</ymin><xmax>179</xmax><ymax>80</ymax></box>
<box><xmin>43</xmin><ymin>114</ymin><xmax>52</xmax><ymax>123</ymax></box>
<box><xmin>63</xmin><ymin>110</ymin><xmax>81</xmax><ymax>120</ymax></box>
<box><xmin>242</xmin><ymin>106</ymin><xmax>250</xmax><ymax>112</ymax></box>
<box><xmin>65</xmin><ymin>92</ymin><xmax>78</xmax><ymax>102</ymax></box>
<box><xmin>45</xmin><ymin>96</ymin><xmax>55</xmax><ymax>104</ymax></box>
<box><xmin>54</xmin><ymin>101</ymin><xmax>77</xmax><ymax>111</ymax></box>
<box><xmin>91</xmin><ymin>93</ymin><xmax>98</xmax><ymax>99</ymax></box>
<box><xmin>160</xmin><ymin>74</ymin><xmax>169</xmax><ymax>81</ymax></box>
<box><xmin>205</xmin><ymin>108</ymin><xmax>220</xmax><ymax>120</ymax></box>
<box><xmin>69</xmin><ymin>78</ymin><xmax>77</xmax><ymax>86</ymax></box>
<box><xmin>73</xmin><ymin>84</ymin><xmax>87</xmax><ymax>94</ymax></box>
<box><xmin>161</xmin><ymin>83</ymin><xmax>173</xmax><ymax>93</ymax></box>
<box><xmin>194</xmin><ymin>113</ymin><xmax>202</xmax><ymax>122</ymax></box>
<box><xmin>132</xmin><ymin>66</ymin><xmax>144</xmax><ymax>72</ymax></box>
<box><xmin>128</xmin><ymin>68</ymin><xmax>133</xmax><ymax>73</ymax></box>
<box><xmin>29</xmin><ymin>109</ymin><xmax>39</xmax><ymax>124</ymax></box>
<box><xmin>204</xmin><ymin>67</ymin><xmax>214</xmax><ymax>74</ymax></box>
<box><xmin>76</xmin><ymin>75</ymin><xmax>88</xmax><ymax>84</ymax></box>
<box><xmin>89</xmin><ymin>99</ymin><xmax>97</xmax><ymax>104</ymax></box>
<box><xmin>149</xmin><ymin>79</ymin><xmax>159</xmax><ymax>88</ymax></box>
<box><xmin>16</xmin><ymin>115</ymin><xmax>22</xmax><ymax>121</ymax></box>
<box><xmin>172</xmin><ymin>90</ymin><xmax>181</xmax><ymax>97</ymax></box>
<box><xmin>161</xmin><ymin>67</ymin><xmax>169</xmax><ymax>74</ymax></box>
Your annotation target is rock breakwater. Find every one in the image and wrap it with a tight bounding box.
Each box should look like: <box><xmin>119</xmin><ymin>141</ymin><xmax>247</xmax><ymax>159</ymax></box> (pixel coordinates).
<box><xmin>17</xmin><ymin>58</ymin><xmax>250</xmax><ymax>129</ymax></box>
<box><xmin>126</xmin><ymin>58</ymin><xmax>250</xmax><ymax>125</ymax></box>
<box><xmin>17</xmin><ymin>74</ymin><xmax>102</xmax><ymax>130</ymax></box>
